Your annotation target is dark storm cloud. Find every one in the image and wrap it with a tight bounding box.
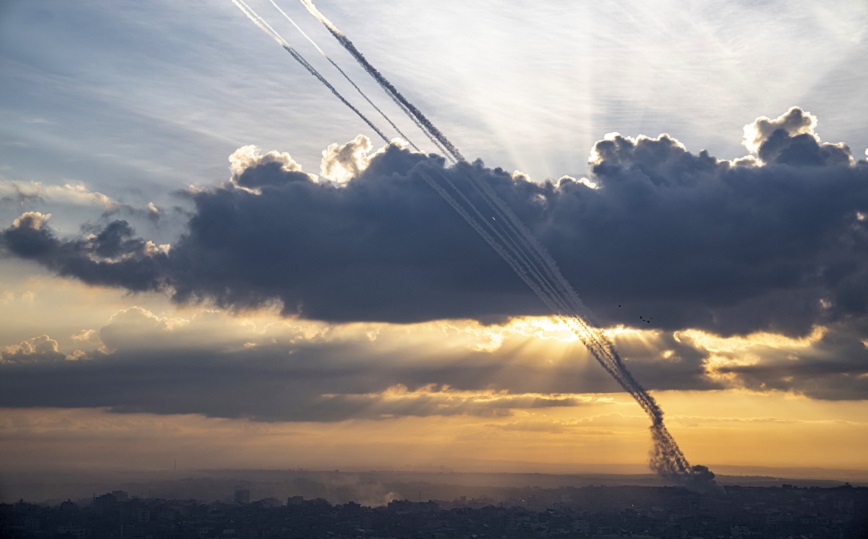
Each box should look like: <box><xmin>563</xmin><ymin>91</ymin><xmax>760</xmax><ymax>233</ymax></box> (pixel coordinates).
<box><xmin>1</xmin><ymin>212</ymin><xmax>167</xmax><ymax>291</ymax></box>
<box><xmin>3</xmin><ymin>108</ymin><xmax>868</xmax><ymax>338</ymax></box>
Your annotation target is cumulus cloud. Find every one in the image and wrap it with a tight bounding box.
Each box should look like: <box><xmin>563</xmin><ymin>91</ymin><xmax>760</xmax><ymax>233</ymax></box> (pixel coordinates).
<box><xmin>1</xmin><ymin>335</ymin><xmax>66</xmax><ymax>364</ymax></box>
<box><xmin>228</xmin><ymin>145</ymin><xmax>315</xmax><ymax>191</ymax></box>
<box><xmin>1</xmin><ymin>213</ymin><xmax>168</xmax><ymax>291</ymax></box>
<box><xmin>743</xmin><ymin>106</ymin><xmax>817</xmax><ymax>154</ymax></box>
<box><xmin>11</xmin><ymin>211</ymin><xmax>51</xmax><ymax>231</ymax></box>
<box><xmin>2</xmin><ymin>108</ymin><xmax>867</xmax><ymax>340</ymax></box>
<box><xmin>320</xmin><ymin>134</ymin><xmax>374</xmax><ymax>183</ymax></box>
<box><xmin>743</xmin><ymin>107</ymin><xmax>853</xmax><ymax>167</ymax></box>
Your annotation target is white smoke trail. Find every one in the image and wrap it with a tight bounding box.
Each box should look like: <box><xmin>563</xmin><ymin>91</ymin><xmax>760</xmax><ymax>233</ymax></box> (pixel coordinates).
<box><xmin>266</xmin><ymin>0</ymin><xmax>422</xmax><ymax>151</ymax></box>
<box><xmin>232</xmin><ymin>0</ymin><xmax>288</xmax><ymax>46</ymax></box>
<box><xmin>267</xmin><ymin>0</ymin><xmax>324</xmax><ymax>53</ymax></box>
<box><xmin>229</xmin><ymin>0</ymin><xmax>391</xmax><ymax>143</ymax></box>
<box><xmin>299</xmin><ymin>0</ymin><xmax>463</xmax><ymax>162</ymax></box>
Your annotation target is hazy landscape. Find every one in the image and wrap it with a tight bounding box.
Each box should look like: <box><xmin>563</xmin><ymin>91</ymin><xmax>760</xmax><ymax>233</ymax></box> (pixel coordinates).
<box><xmin>2</xmin><ymin>468</ymin><xmax>866</xmax><ymax>507</ymax></box>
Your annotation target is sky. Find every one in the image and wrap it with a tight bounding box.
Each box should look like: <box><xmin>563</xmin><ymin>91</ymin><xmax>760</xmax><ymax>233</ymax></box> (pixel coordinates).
<box><xmin>1</xmin><ymin>0</ymin><xmax>868</xmax><ymax>487</ymax></box>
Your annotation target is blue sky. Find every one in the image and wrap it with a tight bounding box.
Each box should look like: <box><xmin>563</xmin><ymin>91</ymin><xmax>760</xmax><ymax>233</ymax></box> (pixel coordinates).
<box><xmin>3</xmin><ymin>0</ymin><xmax>866</xmax><ymax>198</ymax></box>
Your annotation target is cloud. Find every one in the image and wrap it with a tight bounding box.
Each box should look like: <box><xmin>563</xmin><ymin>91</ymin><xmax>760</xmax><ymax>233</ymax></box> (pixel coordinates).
<box><xmin>0</xmin><ymin>180</ymin><xmax>161</xmax><ymax>225</ymax></box>
<box><xmin>1</xmin><ymin>213</ymin><xmax>168</xmax><ymax>291</ymax></box>
<box><xmin>228</xmin><ymin>145</ymin><xmax>315</xmax><ymax>192</ymax></box>
<box><xmin>712</xmin><ymin>320</ymin><xmax>868</xmax><ymax>401</ymax></box>
<box><xmin>1</xmin><ymin>335</ymin><xmax>66</xmax><ymax>364</ymax></box>
<box><xmin>743</xmin><ymin>106</ymin><xmax>818</xmax><ymax>154</ymax></box>
<box><xmin>0</xmin><ymin>181</ymin><xmax>115</xmax><ymax>209</ymax></box>
<box><xmin>0</xmin><ymin>306</ymin><xmax>717</xmax><ymax>421</ymax></box>
<box><xmin>320</xmin><ymin>134</ymin><xmax>375</xmax><ymax>184</ymax></box>
<box><xmin>743</xmin><ymin>107</ymin><xmax>853</xmax><ymax>167</ymax></box>
<box><xmin>2</xmin><ymin>108</ymin><xmax>867</xmax><ymax>339</ymax></box>
<box><xmin>0</xmin><ymin>303</ymin><xmax>863</xmax><ymax>423</ymax></box>
<box><xmin>314</xmin><ymin>385</ymin><xmax>589</xmax><ymax>420</ymax></box>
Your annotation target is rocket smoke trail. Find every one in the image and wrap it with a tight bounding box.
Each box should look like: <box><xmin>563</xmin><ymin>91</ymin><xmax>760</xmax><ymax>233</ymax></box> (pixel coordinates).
<box><xmin>298</xmin><ymin>1</ymin><xmax>719</xmax><ymax>491</ymax></box>
<box><xmin>284</xmin><ymin>46</ymin><xmax>391</xmax><ymax>144</ymax></box>
<box><xmin>226</xmin><ymin>0</ymin><xmax>714</xmax><ymax>490</ymax></box>
<box><xmin>230</xmin><ymin>0</ymin><xmax>390</xmax><ymax>144</ymax></box>
<box><xmin>266</xmin><ymin>0</ymin><xmax>422</xmax><ymax>152</ymax></box>
<box><xmin>299</xmin><ymin>0</ymin><xmax>462</xmax><ymax>162</ymax></box>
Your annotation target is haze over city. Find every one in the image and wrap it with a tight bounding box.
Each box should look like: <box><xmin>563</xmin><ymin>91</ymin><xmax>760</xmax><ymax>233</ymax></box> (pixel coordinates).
<box><xmin>1</xmin><ymin>0</ymin><xmax>868</xmax><ymax>500</ymax></box>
